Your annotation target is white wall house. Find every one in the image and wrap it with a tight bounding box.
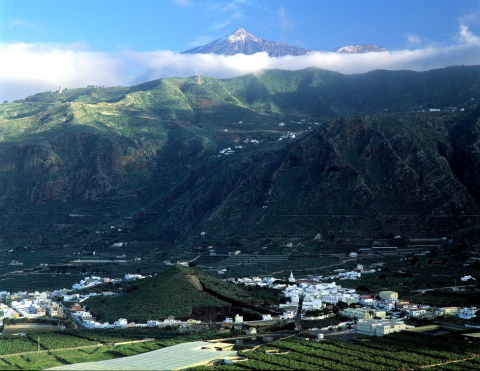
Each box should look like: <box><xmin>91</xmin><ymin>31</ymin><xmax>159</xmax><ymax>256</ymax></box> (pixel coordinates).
<box><xmin>356</xmin><ymin>319</ymin><xmax>408</xmax><ymax>336</ymax></box>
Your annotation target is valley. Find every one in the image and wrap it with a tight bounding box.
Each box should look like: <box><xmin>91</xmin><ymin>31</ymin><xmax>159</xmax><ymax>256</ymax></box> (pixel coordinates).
<box><xmin>1</xmin><ymin>66</ymin><xmax>480</xmax><ymax>369</ymax></box>
<box><xmin>1</xmin><ymin>66</ymin><xmax>480</xmax><ymax>255</ymax></box>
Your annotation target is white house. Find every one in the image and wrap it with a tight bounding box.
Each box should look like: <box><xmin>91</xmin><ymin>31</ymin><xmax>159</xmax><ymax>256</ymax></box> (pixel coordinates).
<box><xmin>114</xmin><ymin>318</ymin><xmax>128</xmax><ymax>328</ymax></box>
<box><xmin>282</xmin><ymin>310</ymin><xmax>296</xmax><ymax>319</ymax></box>
<box><xmin>458</xmin><ymin>307</ymin><xmax>478</xmax><ymax>320</ymax></box>
<box><xmin>407</xmin><ymin>308</ymin><xmax>427</xmax><ymax>318</ymax></box>
<box><xmin>356</xmin><ymin>319</ymin><xmax>409</xmax><ymax>336</ymax></box>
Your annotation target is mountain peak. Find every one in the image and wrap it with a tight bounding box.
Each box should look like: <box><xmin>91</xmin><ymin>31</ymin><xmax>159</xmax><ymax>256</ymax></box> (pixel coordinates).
<box><xmin>226</xmin><ymin>28</ymin><xmax>260</xmax><ymax>43</ymax></box>
<box><xmin>182</xmin><ymin>28</ymin><xmax>313</xmax><ymax>57</ymax></box>
<box><xmin>232</xmin><ymin>28</ymin><xmax>247</xmax><ymax>34</ymax></box>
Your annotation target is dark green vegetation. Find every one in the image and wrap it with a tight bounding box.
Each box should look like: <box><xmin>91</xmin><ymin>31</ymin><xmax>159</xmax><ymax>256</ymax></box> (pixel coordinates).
<box><xmin>1</xmin><ymin>66</ymin><xmax>480</xmax><ymax>255</ymax></box>
<box><xmin>191</xmin><ymin>333</ymin><xmax>480</xmax><ymax>370</ymax></box>
<box><xmin>85</xmin><ymin>265</ymin><xmax>281</xmax><ymax>322</ymax></box>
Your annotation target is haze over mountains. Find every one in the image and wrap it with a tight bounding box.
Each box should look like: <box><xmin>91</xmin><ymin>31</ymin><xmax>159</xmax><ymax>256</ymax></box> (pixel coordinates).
<box><xmin>133</xmin><ymin>28</ymin><xmax>387</xmax><ymax>86</ymax></box>
<box><xmin>1</xmin><ymin>66</ymin><xmax>480</xmax><ymax>251</ymax></box>
<box><xmin>182</xmin><ymin>28</ymin><xmax>387</xmax><ymax>56</ymax></box>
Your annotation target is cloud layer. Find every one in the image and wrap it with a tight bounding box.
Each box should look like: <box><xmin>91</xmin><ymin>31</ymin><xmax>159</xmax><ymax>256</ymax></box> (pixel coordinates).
<box><xmin>1</xmin><ymin>25</ymin><xmax>479</xmax><ymax>102</ymax></box>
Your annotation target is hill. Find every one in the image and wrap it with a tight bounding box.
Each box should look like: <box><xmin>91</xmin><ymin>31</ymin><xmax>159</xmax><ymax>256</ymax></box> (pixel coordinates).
<box><xmin>85</xmin><ymin>265</ymin><xmax>280</xmax><ymax>322</ymax></box>
<box><xmin>1</xmin><ymin>66</ymin><xmax>480</xmax><ymax>251</ymax></box>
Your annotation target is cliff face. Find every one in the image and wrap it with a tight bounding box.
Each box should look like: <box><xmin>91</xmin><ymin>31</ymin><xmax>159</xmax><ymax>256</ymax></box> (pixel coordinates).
<box><xmin>0</xmin><ymin>131</ymin><xmax>162</xmax><ymax>206</ymax></box>
<box><xmin>1</xmin><ymin>110</ymin><xmax>480</xmax><ymax>247</ymax></box>
<box><xmin>3</xmin><ymin>68</ymin><xmax>480</xmax><ymax>249</ymax></box>
<box><xmin>134</xmin><ymin>112</ymin><xmax>480</xmax><ymax>243</ymax></box>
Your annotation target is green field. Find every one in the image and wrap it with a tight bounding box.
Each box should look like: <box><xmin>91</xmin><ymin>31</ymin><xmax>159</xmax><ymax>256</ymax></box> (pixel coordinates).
<box><xmin>0</xmin><ymin>328</ymin><xmax>225</xmax><ymax>370</ymax></box>
<box><xmin>0</xmin><ymin>342</ymin><xmax>167</xmax><ymax>370</ymax></box>
<box><xmin>190</xmin><ymin>332</ymin><xmax>480</xmax><ymax>371</ymax></box>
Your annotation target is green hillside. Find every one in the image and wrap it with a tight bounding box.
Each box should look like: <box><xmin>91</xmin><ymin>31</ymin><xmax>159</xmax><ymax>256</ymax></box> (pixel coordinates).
<box><xmin>85</xmin><ymin>265</ymin><xmax>279</xmax><ymax>322</ymax></box>
<box><xmin>0</xmin><ymin>66</ymin><xmax>480</xmax><ymax>252</ymax></box>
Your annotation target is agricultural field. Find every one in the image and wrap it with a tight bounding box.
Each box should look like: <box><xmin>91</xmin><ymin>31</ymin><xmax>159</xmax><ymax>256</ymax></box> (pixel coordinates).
<box><xmin>0</xmin><ymin>336</ymin><xmax>39</xmax><ymax>356</ymax></box>
<box><xmin>0</xmin><ymin>333</ymin><xmax>99</xmax><ymax>356</ymax></box>
<box><xmin>189</xmin><ymin>332</ymin><xmax>480</xmax><ymax>370</ymax></box>
<box><xmin>0</xmin><ymin>342</ymin><xmax>166</xmax><ymax>370</ymax></box>
<box><xmin>0</xmin><ymin>328</ymin><xmax>223</xmax><ymax>370</ymax></box>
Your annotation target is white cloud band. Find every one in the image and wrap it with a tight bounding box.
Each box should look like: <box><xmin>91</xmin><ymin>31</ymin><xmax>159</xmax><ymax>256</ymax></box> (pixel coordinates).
<box><xmin>1</xmin><ymin>25</ymin><xmax>479</xmax><ymax>102</ymax></box>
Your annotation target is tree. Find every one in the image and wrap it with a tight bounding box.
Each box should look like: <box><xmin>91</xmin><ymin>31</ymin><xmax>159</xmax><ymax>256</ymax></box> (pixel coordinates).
<box><xmin>356</xmin><ymin>285</ymin><xmax>370</xmax><ymax>293</ymax></box>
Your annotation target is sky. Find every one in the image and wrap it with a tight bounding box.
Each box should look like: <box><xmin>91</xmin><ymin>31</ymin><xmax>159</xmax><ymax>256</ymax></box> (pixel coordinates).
<box><xmin>1</xmin><ymin>0</ymin><xmax>480</xmax><ymax>102</ymax></box>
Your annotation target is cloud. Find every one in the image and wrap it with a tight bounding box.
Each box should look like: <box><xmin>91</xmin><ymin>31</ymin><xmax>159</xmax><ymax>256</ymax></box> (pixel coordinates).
<box><xmin>8</xmin><ymin>18</ymin><xmax>37</xmax><ymax>30</ymax></box>
<box><xmin>276</xmin><ymin>5</ymin><xmax>294</xmax><ymax>30</ymax></box>
<box><xmin>0</xmin><ymin>43</ymin><xmax>126</xmax><ymax>102</ymax></box>
<box><xmin>174</xmin><ymin>0</ymin><xmax>194</xmax><ymax>7</ymax></box>
<box><xmin>459</xmin><ymin>24</ymin><xmax>480</xmax><ymax>44</ymax></box>
<box><xmin>1</xmin><ymin>24</ymin><xmax>480</xmax><ymax>102</ymax></box>
<box><xmin>404</xmin><ymin>33</ymin><xmax>422</xmax><ymax>46</ymax></box>
<box><xmin>184</xmin><ymin>0</ymin><xmax>247</xmax><ymax>48</ymax></box>
<box><xmin>210</xmin><ymin>20</ymin><xmax>232</xmax><ymax>31</ymax></box>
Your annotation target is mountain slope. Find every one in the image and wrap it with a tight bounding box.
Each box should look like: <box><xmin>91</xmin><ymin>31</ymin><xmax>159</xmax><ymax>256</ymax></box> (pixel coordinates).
<box><xmin>333</xmin><ymin>44</ymin><xmax>387</xmax><ymax>53</ymax></box>
<box><xmin>182</xmin><ymin>28</ymin><xmax>315</xmax><ymax>56</ymax></box>
<box><xmin>2</xmin><ymin>66</ymin><xmax>480</xmax><ymax>250</ymax></box>
<box><xmin>182</xmin><ymin>28</ymin><xmax>387</xmax><ymax>57</ymax></box>
<box><xmin>137</xmin><ymin>110</ymin><xmax>480</xmax><ymax>242</ymax></box>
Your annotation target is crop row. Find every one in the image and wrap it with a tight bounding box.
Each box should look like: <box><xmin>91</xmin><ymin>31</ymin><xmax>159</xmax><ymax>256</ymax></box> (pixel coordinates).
<box><xmin>27</xmin><ymin>333</ymin><xmax>98</xmax><ymax>349</ymax></box>
<box><xmin>272</xmin><ymin>340</ymin><xmax>404</xmax><ymax>370</ymax></box>
<box><xmin>293</xmin><ymin>339</ymin><xmax>440</xmax><ymax>366</ymax></box>
<box><xmin>0</xmin><ymin>336</ymin><xmax>37</xmax><ymax>355</ymax></box>
<box><xmin>227</xmin><ymin>335</ymin><xmax>480</xmax><ymax>371</ymax></box>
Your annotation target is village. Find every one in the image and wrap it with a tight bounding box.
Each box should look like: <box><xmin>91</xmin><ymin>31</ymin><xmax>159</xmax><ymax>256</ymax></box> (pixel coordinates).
<box><xmin>0</xmin><ymin>264</ymin><xmax>478</xmax><ymax>337</ymax></box>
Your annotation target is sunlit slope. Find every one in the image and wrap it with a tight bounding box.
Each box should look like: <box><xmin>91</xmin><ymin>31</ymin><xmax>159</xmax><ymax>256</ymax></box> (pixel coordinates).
<box><xmin>14</xmin><ymin>65</ymin><xmax>480</xmax><ymax>124</ymax></box>
<box><xmin>0</xmin><ymin>66</ymin><xmax>480</xmax><ymax>248</ymax></box>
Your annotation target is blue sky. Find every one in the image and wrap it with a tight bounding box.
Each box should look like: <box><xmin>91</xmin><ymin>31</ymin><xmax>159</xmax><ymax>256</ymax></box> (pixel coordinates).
<box><xmin>2</xmin><ymin>0</ymin><xmax>479</xmax><ymax>51</ymax></box>
<box><xmin>1</xmin><ymin>0</ymin><xmax>480</xmax><ymax>101</ymax></box>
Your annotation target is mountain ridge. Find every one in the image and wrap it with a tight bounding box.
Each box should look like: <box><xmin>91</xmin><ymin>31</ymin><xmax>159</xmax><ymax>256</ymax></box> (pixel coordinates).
<box><xmin>182</xmin><ymin>28</ymin><xmax>316</xmax><ymax>56</ymax></box>
<box><xmin>2</xmin><ymin>66</ymin><xmax>480</xmax><ymax>250</ymax></box>
<box><xmin>182</xmin><ymin>28</ymin><xmax>386</xmax><ymax>56</ymax></box>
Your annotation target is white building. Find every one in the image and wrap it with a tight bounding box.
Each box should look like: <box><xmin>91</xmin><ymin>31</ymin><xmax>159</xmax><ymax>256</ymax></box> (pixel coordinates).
<box><xmin>114</xmin><ymin>318</ymin><xmax>128</xmax><ymax>328</ymax></box>
<box><xmin>282</xmin><ymin>310</ymin><xmax>296</xmax><ymax>319</ymax></box>
<box><xmin>356</xmin><ymin>319</ymin><xmax>408</xmax><ymax>336</ymax></box>
<box><xmin>288</xmin><ymin>272</ymin><xmax>295</xmax><ymax>283</ymax></box>
<box><xmin>341</xmin><ymin>308</ymin><xmax>386</xmax><ymax>319</ymax></box>
<box><xmin>458</xmin><ymin>307</ymin><xmax>478</xmax><ymax>320</ymax></box>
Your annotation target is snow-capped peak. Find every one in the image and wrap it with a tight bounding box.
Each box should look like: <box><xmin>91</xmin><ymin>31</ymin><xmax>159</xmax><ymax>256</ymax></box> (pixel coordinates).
<box><xmin>226</xmin><ymin>28</ymin><xmax>261</xmax><ymax>43</ymax></box>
